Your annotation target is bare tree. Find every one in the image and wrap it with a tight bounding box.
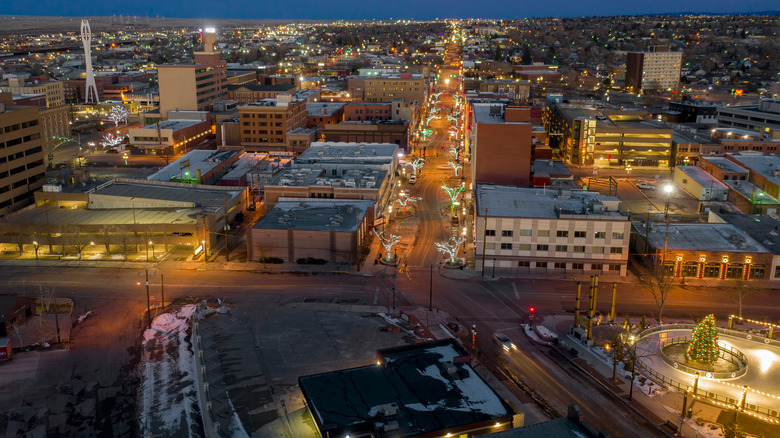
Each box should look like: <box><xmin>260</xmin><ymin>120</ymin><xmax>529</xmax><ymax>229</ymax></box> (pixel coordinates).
<box><xmin>723</xmin><ymin>280</ymin><xmax>760</xmax><ymax>319</ymax></box>
<box><xmin>606</xmin><ymin>333</ymin><xmax>631</xmax><ymax>382</ymax></box>
<box><xmin>10</xmin><ymin>320</ymin><xmax>22</xmax><ymax>348</ymax></box>
<box><xmin>435</xmin><ymin>236</ymin><xmax>466</xmax><ymax>265</ymax></box>
<box><xmin>107</xmin><ymin>105</ymin><xmax>129</xmax><ymax>127</ymax></box>
<box><xmin>638</xmin><ymin>261</ymin><xmax>676</xmax><ymax>324</ymax></box>
<box><xmin>39</xmin><ymin>285</ymin><xmax>61</xmax><ymax>344</ymax></box>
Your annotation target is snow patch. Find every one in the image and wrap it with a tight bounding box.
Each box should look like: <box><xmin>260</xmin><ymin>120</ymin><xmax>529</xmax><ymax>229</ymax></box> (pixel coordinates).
<box><xmin>139</xmin><ymin>304</ymin><xmax>198</xmax><ymax>436</ymax></box>
<box><xmin>76</xmin><ymin>311</ymin><xmax>93</xmax><ymax>325</ymax></box>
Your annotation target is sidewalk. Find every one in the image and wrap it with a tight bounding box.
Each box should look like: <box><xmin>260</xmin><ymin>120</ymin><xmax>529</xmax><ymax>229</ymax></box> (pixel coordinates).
<box><xmin>539</xmin><ymin>314</ymin><xmax>751</xmax><ymax>438</ymax></box>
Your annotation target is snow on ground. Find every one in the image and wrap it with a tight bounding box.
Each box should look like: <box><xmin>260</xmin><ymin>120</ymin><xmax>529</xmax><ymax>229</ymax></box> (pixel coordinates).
<box><xmin>139</xmin><ymin>304</ymin><xmax>199</xmax><ymax>436</ymax></box>
<box><xmin>534</xmin><ymin>325</ymin><xmax>558</xmax><ymax>341</ymax></box>
<box><xmin>76</xmin><ymin>311</ymin><xmax>92</xmax><ymax>325</ymax></box>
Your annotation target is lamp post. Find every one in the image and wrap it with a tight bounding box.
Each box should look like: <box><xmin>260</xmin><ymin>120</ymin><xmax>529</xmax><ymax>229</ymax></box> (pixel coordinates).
<box><xmin>149</xmin><ymin>240</ymin><xmax>154</xmax><ymax>260</ymax></box>
<box><xmin>33</xmin><ymin>241</ymin><xmax>39</xmax><ymax>260</ymax></box>
<box><xmin>628</xmin><ymin>334</ymin><xmax>637</xmax><ymax>401</ymax></box>
<box><xmin>661</xmin><ymin>184</ymin><xmax>674</xmax><ymax>270</ymax></box>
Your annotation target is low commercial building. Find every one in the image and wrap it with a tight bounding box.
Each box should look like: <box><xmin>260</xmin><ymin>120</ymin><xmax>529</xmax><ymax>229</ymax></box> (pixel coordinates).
<box><xmin>0</xmin><ymin>179</ymin><xmax>246</xmax><ymax>258</ymax></box>
<box><xmin>294</xmin><ymin>142</ymin><xmax>399</xmax><ymax>177</ymax></box>
<box><xmin>306</xmin><ymin>102</ymin><xmax>346</xmax><ymax>130</ymax></box>
<box><xmin>264</xmin><ymin>167</ymin><xmax>391</xmax><ymax>221</ymax></box>
<box><xmin>128</xmin><ymin>118</ymin><xmax>213</xmax><ymax>156</ymax></box>
<box><xmin>248</xmin><ymin>200</ymin><xmax>371</xmax><ymax>264</ymax></box>
<box><xmin>723</xmin><ymin>180</ymin><xmax>780</xmax><ymax>215</ymax></box>
<box><xmin>0</xmin><ymin>295</ymin><xmax>37</xmax><ymax>338</ymax></box>
<box><xmin>725</xmin><ymin>152</ymin><xmax>780</xmax><ymax>200</ymax></box>
<box><xmin>478</xmin><ymin>79</ymin><xmax>531</xmax><ymax>101</ymax></box>
<box><xmin>146</xmin><ymin>149</ymin><xmax>242</xmax><ymax>185</ymax></box>
<box><xmin>474</xmin><ymin>185</ymin><xmax>630</xmax><ymax>276</ymax></box>
<box><xmin>699</xmin><ymin>156</ymin><xmax>749</xmax><ymax>182</ymax></box>
<box><xmin>344</xmin><ymin>102</ymin><xmax>392</xmax><ymax>122</ymax></box>
<box><xmin>712</xmin><ymin>213</ymin><xmax>780</xmax><ymax>281</ymax></box>
<box><xmin>299</xmin><ymin>339</ymin><xmax>517</xmax><ymax>438</ymax></box>
<box><xmin>673</xmin><ymin>165</ymin><xmax>729</xmax><ymax>201</ymax></box>
<box><xmin>227</xmin><ymin>83</ymin><xmax>297</xmax><ymax>104</ymax></box>
<box><xmin>531</xmin><ymin>159</ymin><xmax>572</xmax><ymax>188</ymax></box>
<box><xmin>286</xmin><ymin>127</ymin><xmax>318</xmax><ymax>154</ymax></box>
<box><xmin>631</xmin><ymin>222</ymin><xmax>773</xmax><ymax>281</ymax></box>
<box><xmin>323</xmin><ymin>120</ymin><xmax>410</xmax><ymax>153</ymax></box>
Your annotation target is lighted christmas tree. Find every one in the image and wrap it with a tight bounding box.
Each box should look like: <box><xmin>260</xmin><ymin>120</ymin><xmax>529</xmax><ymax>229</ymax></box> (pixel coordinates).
<box><xmin>686</xmin><ymin>314</ymin><xmax>719</xmax><ymax>364</ymax></box>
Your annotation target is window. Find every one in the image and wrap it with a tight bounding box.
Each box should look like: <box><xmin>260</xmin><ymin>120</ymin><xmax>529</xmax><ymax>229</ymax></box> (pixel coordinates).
<box><xmin>726</xmin><ymin>264</ymin><xmax>744</xmax><ymax>279</ymax></box>
<box><xmin>612</xmin><ymin>232</ymin><xmax>624</xmax><ymax>239</ymax></box>
<box><xmin>518</xmin><ymin>244</ymin><xmax>531</xmax><ymax>251</ymax></box>
<box><xmin>538</xmin><ymin>230</ymin><xmax>549</xmax><ymax>237</ymax></box>
<box><xmin>751</xmin><ymin>265</ymin><xmax>765</xmax><ymax>279</ymax></box>
<box><xmin>608</xmin><ymin>264</ymin><xmax>621</xmax><ymax>271</ymax></box>
<box><xmin>591</xmin><ymin>263</ymin><xmax>603</xmax><ymax>271</ymax></box>
<box><xmin>682</xmin><ymin>262</ymin><xmax>698</xmax><ymax>278</ymax></box>
<box><xmin>703</xmin><ymin>263</ymin><xmax>720</xmax><ymax>278</ymax></box>
<box><xmin>572</xmin><ymin>263</ymin><xmax>584</xmax><ymax>270</ymax></box>
<box><xmin>518</xmin><ymin>261</ymin><xmax>530</xmax><ymax>267</ymax></box>
<box><xmin>519</xmin><ymin>229</ymin><xmax>532</xmax><ymax>236</ymax></box>
<box><xmin>574</xmin><ymin>231</ymin><xmax>586</xmax><ymax>238</ymax></box>
<box><xmin>592</xmin><ymin>246</ymin><xmax>604</xmax><ymax>254</ymax></box>
<box><xmin>500</xmin><ymin>243</ymin><xmax>513</xmax><ymax>250</ymax></box>
<box><xmin>536</xmin><ymin>244</ymin><xmax>549</xmax><ymax>251</ymax></box>
<box><xmin>555</xmin><ymin>245</ymin><xmax>568</xmax><ymax>252</ymax></box>
<box><xmin>535</xmin><ymin>261</ymin><xmax>548</xmax><ymax>269</ymax></box>
<box><xmin>610</xmin><ymin>247</ymin><xmax>623</xmax><ymax>254</ymax></box>
<box><xmin>554</xmin><ymin>262</ymin><xmax>566</xmax><ymax>269</ymax></box>
<box><xmin>485</xmin><ymin>243</ymin><xmax>495</xmax><ymax>250</ymax></box>
<box><xmin>595</xmin><ymin>231</ymin><xmax>606</xmax><ymax>239</ymax></box>
<box><xmin>775</xmin><ymin>266</ymin><xmax>780</xmax><ymax>279</ymax></box>
<box><xmin>485</xmin><ymin>230</ymin><xmax>496</xmax><ymax>236</ymax></box>
<box><xmin>556</xmin><ymin>230</ymin><xmax>569</xmax><ymax>237</ymax></box>
<box><xmin>501</xmin><ymin>230</ymin><xmax>513</xmax><ymax>237</ymax></box>
<box><xmin>573</xmin><ymin>246</ymin><xmax>585</xmax><ymax>253</ymax></box>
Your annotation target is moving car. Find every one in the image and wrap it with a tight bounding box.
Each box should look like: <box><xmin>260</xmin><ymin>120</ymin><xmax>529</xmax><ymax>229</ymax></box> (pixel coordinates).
<box><xmin>492</xmin><ymin>332</ymin><xmax>517</xmax><ymax>351</ymax></box>
<box><xmin>636</xmin><ymin>182</ymin><xmax>656</xmax><ymax>190</ymax></box>
<box><xmin>409</xmin><ymin>174</ymin><xmax>417</xmax><ymax>184</ymax></box>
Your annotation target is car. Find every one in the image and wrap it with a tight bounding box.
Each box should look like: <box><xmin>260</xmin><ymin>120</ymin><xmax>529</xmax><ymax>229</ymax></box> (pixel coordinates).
<box><xmin>450</xmin><ymin>216</ymin><xmax>459</xmax><ymax>225</ymax></box>
<box><xmin>492</xmin><ymin>332</ymin><xmax>517</xmax><ymax>351</ymax></box>
<box><xmin>636</xmin><ymin>183</ymin><xmax>656</xmax><ymax>190</ymax></box>
<box><xmin>409</xmin><ymin>174</ymin><xmax>417</xmax><ymax>184</ymax></box>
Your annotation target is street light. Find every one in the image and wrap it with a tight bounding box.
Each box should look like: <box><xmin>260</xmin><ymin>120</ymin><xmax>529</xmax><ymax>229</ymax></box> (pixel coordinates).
<box><xmin>628</xmin><ymin>334</ymin><xmax>638</xmax><ymax>401</ymax></box>
<box><xmin>33</xmin><ymin>241</ymin><xmax>39</xmax><ymax>260</ymax></box>
<box><xmin>662</xmin><ymin>184</ymin><xmax>674</xmax><ymax>271</ymax></box>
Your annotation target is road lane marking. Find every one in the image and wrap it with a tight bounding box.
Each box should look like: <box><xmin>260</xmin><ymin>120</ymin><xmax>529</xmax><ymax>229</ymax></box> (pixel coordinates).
<box><xmin>512</xmin><ymin>282</ymin><xmax>519</xmax><ymax>299</ymax></box>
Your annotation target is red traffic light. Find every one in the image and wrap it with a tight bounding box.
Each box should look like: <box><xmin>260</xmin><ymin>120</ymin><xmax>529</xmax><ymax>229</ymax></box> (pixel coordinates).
<box><xmin>529</xmin><ymin>307</ymin><xmax>535</xmax><ymax>313</ymax></box>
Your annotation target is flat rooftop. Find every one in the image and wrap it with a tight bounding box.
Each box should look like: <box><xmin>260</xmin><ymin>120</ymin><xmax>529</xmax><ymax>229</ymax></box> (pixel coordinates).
<box><xmin>254</xmin><ymin>200</ymin><xmax>368</xmax><ymax>231</ymax></box>
<box><xmin>472</xmin><ymin>103</ymin><xmax>530</xmax><ymax>125</ymax></box>
<box><xmin>716</xmin><ymin>214</ymin><xmax>780</xmax><ymax>255</ymax></box>
<box><xmin>226</xmin><ymin>83</ymin><xmax>295</xmax><ymax>92</ymax></box>
<box><xmin>723</xmin><ymin>180</ymin><xmax>780</xmax><ymax>204</ymax></box>
<box><xmin>5</xmin><ymin>206</ymin><xmax>198</xmax><ymax>226</ymax></box>
<box><xmin>701</xmin><ymin>157</ymin><xmax>749</xmax><ymax>175</ymax></box>
<box><xmin>139</xmin><ymin>119</ymin><xmax>203</xmax><ymax>131</ymax></box>
<box><xmin>297</xmin><ymin>142</ymin><xmax>398</xmax><ymax>163</ymax></box>
<box><xmin>64</xmin><ymin>179</ymin><xmax>242</xmax><ymax>209</ymax></box>
<box><xmin>269</xmin><ymin>167</ymin><xmax>386</xmax><ymax>189</ymax></box>
<box><xmin>726</xmin><ymin>153</ymin><xmax>780</xmax><ymax>187</ymax></box>
<box><xmin>532</xmin><ymin>160</ymin><xmax>571</xmax><ymax>177</ymax></box>
<box><xmin>476</xmin><ymin>185</ymin><xmax>624</xmax><ymax>219</ymax></box>
<box><xmin>147</xmin><ymin>150</ymin><xmax>240</xmax><ymax>182</ymax></box>
<box><xmin>636</xmin><ymin>222</ymin><xmax>767</xmax><ymax>253</ymax></box>
<box><xmin>299</xmin><ymin>339</ymin><xmax>512</xmax><ymax>437</ymax></box>
<box><xmin>676</xmin><ymin>166</ymin><xmax>728</xmax><ymax>190</ymax></box>
<box><xmin>306</xmin><ymin>102</ymin><xmax>346</xmax><ymax>116</ymax></box>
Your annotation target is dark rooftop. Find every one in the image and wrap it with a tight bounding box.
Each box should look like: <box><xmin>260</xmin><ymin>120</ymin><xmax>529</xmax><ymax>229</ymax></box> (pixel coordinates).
<box><xmin>299</xmin><ymin>339</ymin><xmax>513</xmax><ymax>437</ymax></box>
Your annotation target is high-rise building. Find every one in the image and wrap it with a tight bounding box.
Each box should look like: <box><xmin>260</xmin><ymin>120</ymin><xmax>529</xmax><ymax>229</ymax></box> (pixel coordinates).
<box><xmin>0</xmin><ymin>93</ymin><xmax>46</xmax><ymax>216</ymax></box>
<box><xmin>157</xmin><ymin>28</ymin><xmax>227</xmax><ymax>118</ymax></box>
<box><xmin>1</xmin><ymin>78</ymin><xmax>65</xmax><ymax>108</ymax></box>
<box><xmin>625</xmin><ymin>46</ymin><xmax>682</xmax><ymax>92</ymax></box>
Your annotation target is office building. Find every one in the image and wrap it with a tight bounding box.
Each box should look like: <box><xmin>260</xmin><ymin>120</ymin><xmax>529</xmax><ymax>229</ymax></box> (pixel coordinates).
<box><xmin>323</xmin><ymin>120</ymin><xmax>410</xmax><ymax>153</ymax></box>
<box><xmin>362</xmin><ymin>73</ymin><xmax>426</xmax><ymax>103</ymax></box>
<box><xmin>157</xmin><ymin>28</ymin><xmax>227</xmax><ymax>118</ymax></box>
<box><xmin>716</xmin><ymin>99</ymin><xmax>780</xmax><ymax>135</ymax></box>
<box><xmin>227</xmin><ymin>83</ymin><xmax>297</xmax><ymax>104</ymax></box>
<box><xmin>467</xmin><ymin>104</ymin><xmax>536</xmax><ymax>187</ymax></box>
<box><xmin>474</xmin><ymin>185</ymin><xmax>630</xmax><ymax>276</ymax></box>
<box><xmin>0</xmin><ymin>93</ymin><xmax>46</xmax><ymax>216</ymax></box>
<box><xmin>306</xmin><ymin>102</ymin><xmax>346</xmax><ymax>130</ymax></box>
<box><xmin>238</xmin><ymin>95</ymin><xmax>307</xmax><ymax>152</ymax></box>
<box><xmin>127</xmin><ymin>118</ymin><xmax>212</xmax><ymax>155</ymax></box>
<box><xmin>625</xmin><ymin>46</ymin><xmax>682</xmax><ymax>92</ymax></box>
<box><xmin>1</xmin><ymin>77</ymin><xmax>65</xmax><ymax>108</ymax></box>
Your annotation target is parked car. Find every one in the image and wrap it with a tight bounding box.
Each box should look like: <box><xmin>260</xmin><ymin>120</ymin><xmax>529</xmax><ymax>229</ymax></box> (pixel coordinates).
<box><xmin>451</xmin><ymin>216</ymin><xmax>459</xmax><ymax>225</ymax></box>
<box><xmin>636</xmin><ymin>183</ymin><xmax>656</xmax><ymax>190</ymax></box>
<box><xmin>492</xmin><ymin>332</ymin><xmax>517</xmax><ymax>351</ymax></box>
<box><xmin>409</xmin><ymin>174</ymin><xmax>417</xmax><ymax>184</ymax></box>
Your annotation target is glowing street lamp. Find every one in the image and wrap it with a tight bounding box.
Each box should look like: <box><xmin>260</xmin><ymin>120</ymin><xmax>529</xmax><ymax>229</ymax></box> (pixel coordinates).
<box><xmin>33</xmin><ymin>241</ymin><xmax>39</xmax><ymax>260</ymax></box>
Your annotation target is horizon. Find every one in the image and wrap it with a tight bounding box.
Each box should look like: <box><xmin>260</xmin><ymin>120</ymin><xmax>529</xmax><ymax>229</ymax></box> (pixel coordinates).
<box><xmin>3</xmin><ymin>0</ymin><xmax>779</xmax><ymax>21</ymax></box>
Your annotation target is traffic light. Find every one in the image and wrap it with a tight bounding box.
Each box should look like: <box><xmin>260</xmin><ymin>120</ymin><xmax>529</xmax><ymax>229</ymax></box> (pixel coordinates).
<box><xmin>529</xmin><ymin>306</ymin><xmax>535</xmax><ymax>320</ymax></box>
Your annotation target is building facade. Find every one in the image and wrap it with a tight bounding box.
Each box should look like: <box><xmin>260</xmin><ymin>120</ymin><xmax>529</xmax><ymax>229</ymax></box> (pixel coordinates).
<box><xmin>475</xmin><ymin>185</ymin><xmax>630</xmax><ymax>276</ymax></box>
<box><xmin>0</xmin><ymin>95</ymin><xmax>46</xmax><ymax>216</ymax></box>
<box><xmin>363</xmin><ymin>74</ymin><xmax>426</xmax><ymax>103</ymax></box>
<box><xmin>238</xmin><ymin>95</ymin><xmax>307</xmax><ymax>152</ymax></box>
<box><xmin>468</xmin><ymin>104</ymin><xmax>534</xmax><ymax>187</ymax></box>
<box><xmin>323</xmin><ymin>120</ymin><xmax>410</xmax><ymax>153</ymax></box>
<box><xmin>625</xmin><ymin>46</ymin><xmax>682</xmax><ymax>92</ymax></box>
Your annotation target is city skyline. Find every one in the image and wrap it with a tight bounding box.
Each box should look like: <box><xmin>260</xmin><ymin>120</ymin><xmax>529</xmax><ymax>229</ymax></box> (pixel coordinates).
<box><xmin>3</xmin><ymin>0</ymin><xmax>780</xmax><ymax>20</ymax></box>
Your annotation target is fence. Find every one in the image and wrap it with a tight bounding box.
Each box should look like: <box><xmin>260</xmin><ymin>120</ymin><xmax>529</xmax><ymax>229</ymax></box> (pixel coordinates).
<box><xmin>657</xmin><ymin>336</ymin><xmax>749</xmax><ymax>379</ymax></box>
<box><xmin>635</xmin><ymin>324</ymin><xmax>780</xmax><ymax>424</ymax></box>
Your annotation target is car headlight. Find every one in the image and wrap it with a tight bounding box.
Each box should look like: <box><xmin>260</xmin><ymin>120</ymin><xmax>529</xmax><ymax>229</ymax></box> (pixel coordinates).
<box><xmin>511</xmin><ymin>343</ymin><xmax>517</xmax><ymax>350</ymax></box>
<box><xmin>503</xmin><ymin>345</ymin><xmax>509</xmax><ymax>351</ymax></box>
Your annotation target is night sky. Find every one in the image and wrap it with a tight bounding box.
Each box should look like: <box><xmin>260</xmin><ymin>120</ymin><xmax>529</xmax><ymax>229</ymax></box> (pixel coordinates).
<box><xmin>4</xmin><ymin>0</ymin><xmax>778</xmax><ymax>20</ymax></box>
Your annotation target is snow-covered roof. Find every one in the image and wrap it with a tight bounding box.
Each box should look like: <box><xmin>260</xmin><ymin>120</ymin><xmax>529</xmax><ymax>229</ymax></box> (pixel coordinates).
<box><xmin>299</xmin><ymin>339</ymin><xmax>513</xmax><ymax>437</ymax></box>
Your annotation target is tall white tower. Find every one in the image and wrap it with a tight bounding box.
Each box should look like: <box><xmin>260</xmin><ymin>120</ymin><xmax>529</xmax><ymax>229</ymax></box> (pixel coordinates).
<box><xmin>80</xmin><ymin>19</ymin><xmax>99</xmax><ymax>104</ymax></box>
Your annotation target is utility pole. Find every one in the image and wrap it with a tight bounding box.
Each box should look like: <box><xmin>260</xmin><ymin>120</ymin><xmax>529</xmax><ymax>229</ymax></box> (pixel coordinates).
<box><xmin>574</xmin><ymin>281</ymin><xmax>581</xmax><ymax>328</ymax></box>
<box><xmin>429</xmin><ymin>264</ymin><xmax>433</xmax><ymax>311</ymax></box>
<box><xmin>610</xmin><ymin>282</ymin><xmax>617</xmax><ymax>324</ymax></box>
<box><xmin>160</xmin><ymin>274</ymin><xmax>165</xmax><ymax>309</ymax></box>
<box><xmin>145</xmin><ymin>269</ymin><xmax>151</xmax><ymax>329</ymax></box>
<box><xmin>480</xmin><ymin>208</ymin><xmax>488</xmax><ymax>277</ymax></box>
